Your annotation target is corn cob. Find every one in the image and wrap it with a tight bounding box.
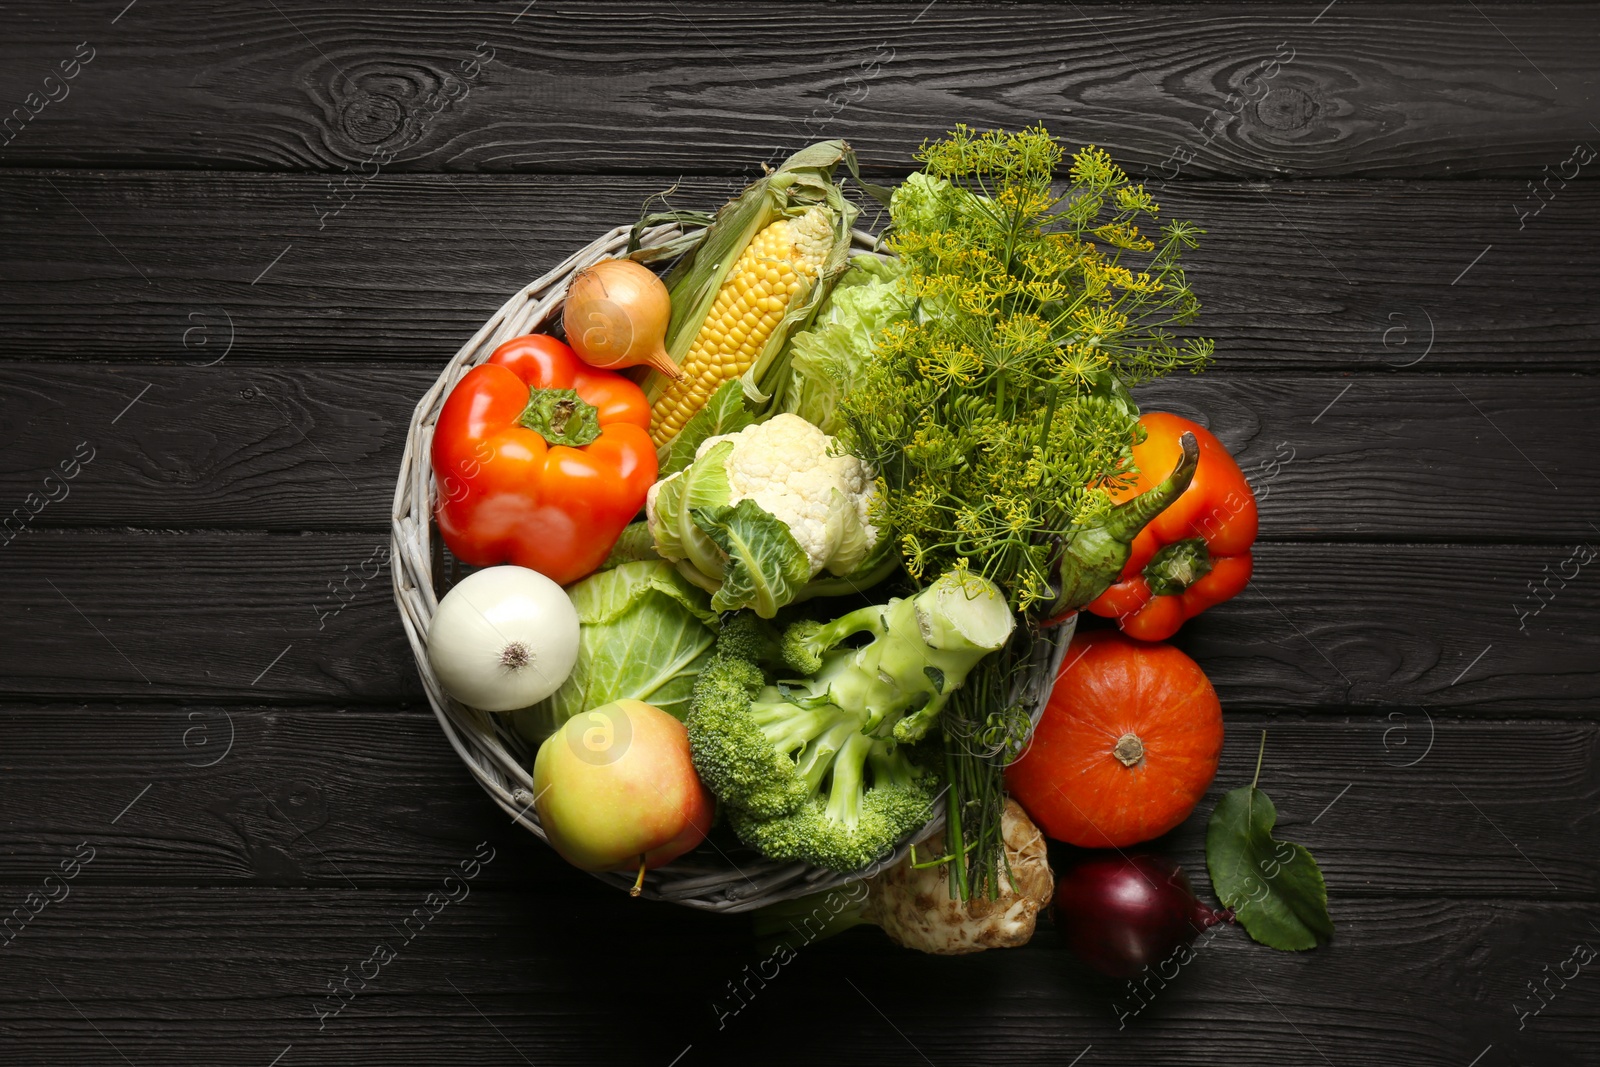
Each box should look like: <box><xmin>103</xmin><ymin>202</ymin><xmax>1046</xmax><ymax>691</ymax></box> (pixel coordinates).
<box><xmin>648</xmin><ymin>204</ymin><xmax>835</xmax><ymax>445</ymax></box>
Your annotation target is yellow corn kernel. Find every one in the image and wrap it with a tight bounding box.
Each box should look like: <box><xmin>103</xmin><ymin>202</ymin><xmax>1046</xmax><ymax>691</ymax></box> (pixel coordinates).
<box><xmin>649</xmin><ymin>205</ymin><xmax>833</xmax><ymax>445</ymax></box>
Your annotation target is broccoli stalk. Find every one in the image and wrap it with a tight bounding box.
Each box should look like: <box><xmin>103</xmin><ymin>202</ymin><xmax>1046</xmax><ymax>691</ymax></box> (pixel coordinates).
<box><xmin>782</xmin><ymin>564</ymin><xmax>1016</xmax><ymax>742</ymax></box>
<box><xmin>687</xmin><ymin>569</ymin><xmax>1015</xmax><ymax>872</ymax></box>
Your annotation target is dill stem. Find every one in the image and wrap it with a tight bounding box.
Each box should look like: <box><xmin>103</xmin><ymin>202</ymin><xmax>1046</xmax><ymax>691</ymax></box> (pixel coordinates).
<box><xmin>942</xmin><ymin>733</ymin><xmax>970</xmax><ymax>900</ymax></box>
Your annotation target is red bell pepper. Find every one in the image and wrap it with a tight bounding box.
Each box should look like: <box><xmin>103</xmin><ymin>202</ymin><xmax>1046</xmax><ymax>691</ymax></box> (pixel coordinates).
<box><xmin>431</xmin><ymin>334</ymin><xmax>657</xmax><ymax>586</ymax></box>
<box><xmin>1086</xmin><ymin>412</ymin><xmax>1257</xmax><ymax>641</ymax></box>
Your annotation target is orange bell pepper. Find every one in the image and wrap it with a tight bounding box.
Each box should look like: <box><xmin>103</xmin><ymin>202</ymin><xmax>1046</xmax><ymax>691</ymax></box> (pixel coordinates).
<box><xmin>431</xmin><ymin>334</ymin><xmax>657</xmax><ymax>586</ymax></box>
<box><xmin>1086</xmin><ymin>412</ymin><xmax>1257</xmax><ymax>641</ymax></box>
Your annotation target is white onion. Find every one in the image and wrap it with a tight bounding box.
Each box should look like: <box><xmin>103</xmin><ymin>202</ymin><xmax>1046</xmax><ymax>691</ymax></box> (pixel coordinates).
<box><xmin>426</xmin><ymin>566</ymin><xmax>580</xmax><ymax>712</ymax></box>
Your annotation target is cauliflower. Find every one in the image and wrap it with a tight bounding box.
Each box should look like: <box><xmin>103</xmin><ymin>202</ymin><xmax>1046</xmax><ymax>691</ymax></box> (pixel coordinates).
<box><xmin>668</xmin><ymin>414</ymin><xmax>878</xmax><ymax>573</ymax></box>
<box><xmin>647</xmin><ymin>414</ymin><xmax>894</xmax><ymax>617</ymax></box>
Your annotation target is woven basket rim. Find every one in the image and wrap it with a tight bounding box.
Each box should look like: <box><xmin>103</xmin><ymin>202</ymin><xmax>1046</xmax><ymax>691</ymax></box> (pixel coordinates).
<box><xmin>391</xmin><ymin>220</ymin><xmax>1076</xmax><ymax>912</ymax></box>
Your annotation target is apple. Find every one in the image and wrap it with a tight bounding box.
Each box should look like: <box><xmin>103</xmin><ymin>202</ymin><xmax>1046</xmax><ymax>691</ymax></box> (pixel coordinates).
<box><xmin>532</xmin><ymin>698</ymin><xmax>714</xmax><ymax>893</ymax></box>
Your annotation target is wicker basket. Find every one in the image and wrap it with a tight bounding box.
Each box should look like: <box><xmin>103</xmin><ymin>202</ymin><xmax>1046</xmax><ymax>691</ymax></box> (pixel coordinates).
<box><xmin>392</xmin><ymin>219</ymin><xmax>1077</xmax><ymax>912</ymax></box>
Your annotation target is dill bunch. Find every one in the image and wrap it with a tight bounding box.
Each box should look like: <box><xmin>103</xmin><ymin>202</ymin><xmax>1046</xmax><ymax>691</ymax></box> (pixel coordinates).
<box><xmin>835</xmin><ymin>124</ymin><xmax>1214</xmax><ymax>613</ymax></box>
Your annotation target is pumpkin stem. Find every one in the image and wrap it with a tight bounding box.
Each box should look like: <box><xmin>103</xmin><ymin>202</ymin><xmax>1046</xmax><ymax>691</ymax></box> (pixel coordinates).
<box><xmin>1112</xmin><ymin>732</ymin><xmax>1145</xmax><ymax>767</ymax></box>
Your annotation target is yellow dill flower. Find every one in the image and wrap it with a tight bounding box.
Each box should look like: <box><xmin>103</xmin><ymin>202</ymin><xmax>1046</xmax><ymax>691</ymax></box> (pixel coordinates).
<box><xmin>900</xmin><ymin>533</ymin><xmax>928</xmax><ymax>580</ymax></box>
<box><xmin>955</xmin><ymin>282</ymin><xmax>997</xmax><ymax>316</ymax></box>
<box><xmin>997</xmin><ymin>495</ymin><xmax>1033</xmax><ymax>533</ymax></box>
<box><xmin>996</xmin><ymin>182</ymin><xmax>1056</xmax><ymax>218</ymax></box>
<box><xmin>1114</xmin><ymin>184</ymin><xmax>1159</xmax><ymax>214</ymax></box>
<box><xmin>1092</xmin><ymin>221</ymin><xmax>1156</xmax><ymax>251</ymax></box>
<box><xmin>918</xmin><ymin>344</ymin><xmax>981</xmax><ymax>388</ymax></box>
<box><xmin>1070</xmin><ymin>145</ymin><xmax>1126</xmax><ymax>190</ymax></box>
<box><xmin>833</xmin><ymin>123</ymin><xmax>1212</xmax><ymax>612</ymax></box>
<box><xmin>1022</xmin><ymin>277</ymin><xmax>1072</xmax><ymax>303</ymax></box>
<box><xmin>1054</xmin><ymin>343</ymin><xmax>1109</xmax><ymax>385</ymax></box>
<box><xmin>1015</xmin><ymin>567</ymin><xmax>1052</xmax><ymax>613</ymax></box>
<box><xmin>1122</xmin><ymin>270</ymin><xmax>1165</xmax><ymax>294</ymax></box>
<box><xmin>1071</xmin><ymin>305</ymin><xmax>1128</xmax><ymax>335</ymax></box>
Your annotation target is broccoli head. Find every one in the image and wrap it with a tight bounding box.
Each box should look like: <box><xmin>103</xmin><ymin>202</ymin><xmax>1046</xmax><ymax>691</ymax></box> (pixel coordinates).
<box><xmin>725</xmin><ymin>734</ymin><xmax>936</xmax><ymax>871</ymax></box>
<box><xmin>685</xmin><ymin>569</ymin><xmax>1015</xmax><ymax>872</ymax></box>
<box><xmin>686</xmin><ymin>651</ymin><xmax>810</xmax><ymax>819</ymax></box>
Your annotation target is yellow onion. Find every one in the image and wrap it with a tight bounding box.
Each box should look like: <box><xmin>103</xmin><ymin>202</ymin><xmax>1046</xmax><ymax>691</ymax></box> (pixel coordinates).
<box><xmin>562</xmin><ymin>259</ymin><xmax>684</xmax><ymax>379</ymax></box>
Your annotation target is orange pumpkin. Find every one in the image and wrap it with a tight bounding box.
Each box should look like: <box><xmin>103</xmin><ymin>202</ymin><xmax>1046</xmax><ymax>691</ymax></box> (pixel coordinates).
<box><xmin>1006</xmin><ymin>630</ymin><xmax>1223</xmax><ymax>847</ymax></box>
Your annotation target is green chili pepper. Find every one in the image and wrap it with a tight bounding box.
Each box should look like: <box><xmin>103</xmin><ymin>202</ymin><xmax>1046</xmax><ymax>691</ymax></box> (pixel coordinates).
<box><xmin>1046</xmin><ymin>432</ymin><xmax>1200</xmax><ymax>617</ymax></box>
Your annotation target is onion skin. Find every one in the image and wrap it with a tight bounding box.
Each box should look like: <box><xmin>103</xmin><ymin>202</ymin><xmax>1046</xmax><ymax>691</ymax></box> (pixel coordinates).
<box><xmin>562</xmin><ymin>260</ymin><xmax>684</xmax><ymax>379</ymax></box>
<box><xmin>1054</xmin><ymin>853</ymin><xmax>1232</xmax><ymax>978</ymax></box>
<box><xmin>426</xmin><ymin>565</ymin><xmax>581</xmax><ymax>712</ymax></box>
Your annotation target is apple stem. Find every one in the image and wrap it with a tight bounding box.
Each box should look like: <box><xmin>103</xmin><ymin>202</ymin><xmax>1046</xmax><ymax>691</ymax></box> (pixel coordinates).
<box><xmin>630</xmin><ymin>855</ymin><xmax>647</xmax><ymax>898</ymax></box>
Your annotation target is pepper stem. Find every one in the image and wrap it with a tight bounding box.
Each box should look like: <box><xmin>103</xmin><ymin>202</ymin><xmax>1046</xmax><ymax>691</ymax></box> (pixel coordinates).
<box><xmin>518</xmin><ymin>387</ymin><xmax>603</xmax><ymax>447</ymax></box>
<box><xmin>1143</xmin><ymin>537</ymin><xmax>1214</xmax><ymax>596</ymax></box>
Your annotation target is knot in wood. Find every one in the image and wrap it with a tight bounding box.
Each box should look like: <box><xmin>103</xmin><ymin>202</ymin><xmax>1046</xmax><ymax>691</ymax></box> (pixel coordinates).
<box><xmin>1255</xmin><ymin>85</ymin><xmax>1317</xmax><ymax>131</ymax></box>
<box><xmin>341</xmin><ymin>91</ymin><xmax>404</xmax><ymax>144</ymax></box>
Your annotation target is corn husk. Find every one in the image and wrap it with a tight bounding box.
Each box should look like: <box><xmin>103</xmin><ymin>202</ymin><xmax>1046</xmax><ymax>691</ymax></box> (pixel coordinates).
<box><xmin>635</xmin><ymin>142</ymin><xmax>861</xmax><ymax>423</ymax></box>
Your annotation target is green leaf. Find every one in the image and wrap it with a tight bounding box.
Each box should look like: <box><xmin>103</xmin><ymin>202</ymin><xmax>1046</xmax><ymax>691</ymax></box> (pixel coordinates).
<box><xmin>568</xmin><ymin>558</ymin><xmax>719</xmax><ymax>629</ymax></box>
<box><xmin>511</xmin><ymin>561</ymin><xmax>718</xmax><ymax>743</ymax></box>
<box><xmin>649</xmin><ymin>439</ymin><xmax>736</xmax><ymax>575</ymax></box>
<box><xmin>690</xmin><ymin>498</ymin><xmax>813</xmax><ymax>619</ymax></box>
<box><xmin>598</xmin><ymin>521</ymin><xmax>660</xmax><ymax>571</ymax></box>
<box><xmin>777</xmin><ymin>256</ymin><xmax>910</xmax><ymax>432</ymax></box>
<box><xmin>1206</xmin><ymin>785</ymin><xmax>1334</xmax><ymax>951</ymax></box>
<box><xmin>656</xmin><ymin>380</ymin><xmax>755</xmax><ymax>477</ymax></box>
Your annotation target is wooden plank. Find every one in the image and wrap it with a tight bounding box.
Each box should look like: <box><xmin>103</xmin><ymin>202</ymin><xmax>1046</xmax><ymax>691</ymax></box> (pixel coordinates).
<box><xmin>1</xmin><ymin>362</ymin><xmax>1590</xmax><ymax>540</ymax></box>
<box><xmin>1175</xmin><ymin>539</ymin><xmax>1600</xmax><ymax>714</ymax></box>
<box><xmin>0</xmin><ymin>532</ymin><xmax>1595</xmax><ymax>708</ymax></box>
<box><xmin>0</xmin><ymin>3</ymin><xmax>1593</xmax><ymax>177</ymax></box>
<box><xmin>2</xmin><ymin>171</ymin><xmax>1596</xmax><ymax>368</ymax></box>
<box><xmin>0</xmin><ymin>888</ymin><xmax>1594</xmax><ymax>1065</ymax></box>
<box><xmin>0</xmin><ymin>706</ymin><xmax>1591</xmax><ymax>898</ymax></box>
<box><xmin>2</xmin><ymin>171</ymin><xmax>1593</xmax><ymax>367</ymax></box>
<box><xmin>0</xmin><ymin>363</ymin><xmax>438</xmax><ymax>532</ymax></box>
<box><xmin>0</xmin><ymin>530</ymin><xmax>405</xmax><ymax>703</ymax></box>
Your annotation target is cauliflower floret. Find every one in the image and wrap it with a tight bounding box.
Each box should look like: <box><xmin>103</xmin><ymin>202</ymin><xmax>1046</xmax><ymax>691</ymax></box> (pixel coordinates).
<box><xmin>693</xmin><ymin>414</ymin><xmax>879</xmax><ymax>575</ymax></box>
<box><xmin>648</xmin><ymin>414</ymin><xmax>880</xmax><ymax>579</ymax></box>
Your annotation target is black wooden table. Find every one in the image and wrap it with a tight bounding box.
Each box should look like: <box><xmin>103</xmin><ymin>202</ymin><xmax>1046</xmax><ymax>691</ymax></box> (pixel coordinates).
<box><xmin>3</xmin><ymin>3</ymin><xmax>1597</xmax><ymax>1064</ymax></box>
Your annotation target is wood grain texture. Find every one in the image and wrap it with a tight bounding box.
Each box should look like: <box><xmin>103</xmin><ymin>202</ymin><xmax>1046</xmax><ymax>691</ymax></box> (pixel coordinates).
<box><xmin>0</xmin><ymin>531</ymin><xmax>1595</xmax><ymax>709</ymax></box>
<box><xmin>4</xmin><ymin>4</ymin><xmax>1599</xmax><ymax>1063</ymax></box>
<box><xmin>0</xmin><ymin>706</ymin><xmax>1592</xmax><ymax>897</ymax></box>
<box><xmin>1</xmin><ymin>362</ymin><xmax>1591</xmax><ymax>540</ymax></box>
<box><xmin>0</xmin><ymin>3</ymin><xmax>1594</xmax><ymax>178</ymax></box>
<box><xmin>3</xmin><ymin>171</ymin><xmax>1598</xmax><ymax>367</ymax></box>
<box><xmin>0</xmin><ymin>889</ymin><xmax>1594</xmax><ymax>1066</ymax></box>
